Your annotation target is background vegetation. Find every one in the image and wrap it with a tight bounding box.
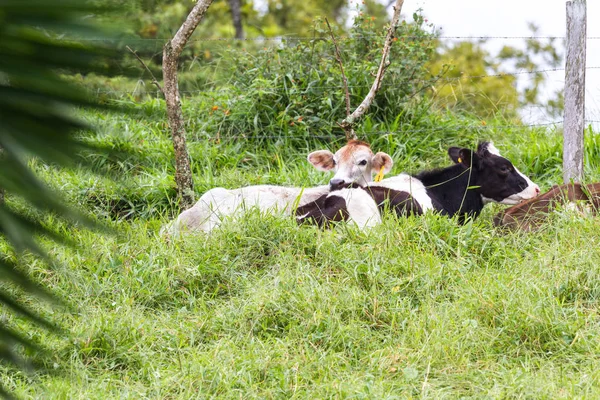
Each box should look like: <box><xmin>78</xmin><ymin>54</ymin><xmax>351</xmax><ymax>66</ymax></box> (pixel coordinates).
<box><xmin>1</xmin><ymin>0</ymin><xmax>599</xmax><ymax>398</ymax></box>
<box><xmin>89</xmin><ymin>0</ymin><xmax>564</xmax><ymax>121</ymax></box>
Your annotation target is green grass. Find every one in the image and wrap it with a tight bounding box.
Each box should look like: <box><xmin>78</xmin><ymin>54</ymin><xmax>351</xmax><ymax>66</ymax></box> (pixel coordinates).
<box><xmin>2</xmin><ymin>99</ymin><xmax>600</xmax><ymax>398</ymax></box>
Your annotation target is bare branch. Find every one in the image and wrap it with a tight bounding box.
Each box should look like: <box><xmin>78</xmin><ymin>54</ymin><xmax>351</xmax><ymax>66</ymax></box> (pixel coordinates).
<box><xmin>325</xmin><ymin>18</ymin><xmax>356</xmax><ymax>140</ymax></box>
<box><xmin>170</xmin><ymin>0</ymin><xmax>213</xmax><ymax>57</ymax></box>
<box><xmin>340</xmin><ymin>0</ymin><xmax>404</xmax><ymax>134</ymax></box>
<box><xmin>126</xmin><ymin>46</ymin><xmax>164</xmax><ymax>94</ymax></box>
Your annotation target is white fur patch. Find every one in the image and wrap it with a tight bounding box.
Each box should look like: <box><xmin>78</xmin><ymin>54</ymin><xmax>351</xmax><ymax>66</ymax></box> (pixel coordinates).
<box><xmin>515</xmin><ymin>167</ymin><xmax>539</xmax><ymax>194</ymax></box>
<box><xmin>564</xmin><ymin>202</ymin><xmax>580</xmax><ymax>212</ymax></box>
<box><xmin>480</xmin><ymin>195</ymin><xmax>494</xmax><ymax>204</ymax></box>
<box><xmin>370</xmin><ymin>174</ymin><xmax>434</xmax><ymax>212</ymax></box>
<box><xmin>485</xmin><ymin>142</ymin><xmax>501</xmax><ymax>156</ymax></box>
<box><xmin>167</xmin><ymin>185</ymin><xmax>331</xmax><ymax>236</ymax></box>
<box><xmin>563</xmin><ymin>201</ymin><xmax>593</xmax><ymax>217</ymax></box>
<box><xmin>331</xmin><ymin>188</ymin><xmax>381</xmax><ymax>229</ymax></box>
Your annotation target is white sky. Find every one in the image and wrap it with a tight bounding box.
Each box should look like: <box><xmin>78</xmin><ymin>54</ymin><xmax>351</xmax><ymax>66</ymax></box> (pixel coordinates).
<box><xmin>396</xmin><ymin>0</ymin><xmax>600</xmax><ymax>126</ymax></box>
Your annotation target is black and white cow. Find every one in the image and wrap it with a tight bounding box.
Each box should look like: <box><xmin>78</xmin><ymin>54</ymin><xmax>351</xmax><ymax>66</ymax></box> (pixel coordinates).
<box><xmin>296</xmin><ymin>142</ymin><xmax>541</xmax><ymax>229</ymax></box>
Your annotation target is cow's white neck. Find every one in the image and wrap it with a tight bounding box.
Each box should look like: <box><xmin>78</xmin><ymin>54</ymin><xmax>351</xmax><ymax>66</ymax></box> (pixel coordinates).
<box><xmin>371</xmin><ymin>174</ymin><xmax>435</xmax><ymax>212</ymax></box>
<box><xmin>294</xmin><ymin>185</ymin><xmax>331</xmax><ymax>207</ymax></box>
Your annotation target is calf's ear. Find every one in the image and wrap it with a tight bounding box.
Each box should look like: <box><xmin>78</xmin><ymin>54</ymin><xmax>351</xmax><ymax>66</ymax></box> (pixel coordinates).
<box><xmin>457</xmin><ymin>148</ymin><xmax>478</xmax><ymax>168</ymax></box>
<box><xmin>448</xmin><ymin>147</ymin><xmax>462</xmax><ymax>163</ymax></box>
<box><xmin>308</xmin><ymin>150</ymin><xmax>335</xmax><ymax>171</ymax></box>
<box><xmin>372</xmin><ymin>152</ymin><xmax>393</xmax><ymax>174</ymax></box>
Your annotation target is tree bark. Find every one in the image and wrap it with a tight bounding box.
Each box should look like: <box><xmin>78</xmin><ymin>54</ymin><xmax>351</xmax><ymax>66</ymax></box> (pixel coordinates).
<box><xmin>163</xmin><ymin>0</ymin><xmax>214</xmax><ymax>210</ymax></box>
<box><xmin>228</xmin><ymin>0</ymin><xmax>244</xmax><ymax>40</ymax></box>
<box><xmin>339</xmin><ymin>0</ymin><xmax>404</xmax><ymax>137</ymax></box>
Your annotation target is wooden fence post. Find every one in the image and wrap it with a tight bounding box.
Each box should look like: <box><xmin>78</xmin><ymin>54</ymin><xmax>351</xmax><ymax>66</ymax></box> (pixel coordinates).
<box><xmin>563</xmin><ymin>0</ymin><xmax>587</xmax><ymax>183</ymax></box>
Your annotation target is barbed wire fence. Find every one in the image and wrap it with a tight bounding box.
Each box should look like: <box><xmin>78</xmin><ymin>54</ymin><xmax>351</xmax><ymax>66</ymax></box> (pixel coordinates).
<box><xmin>92</xmin><ymin>66</ymin><xmax>599</xmax><ymax>94</ymax></box>
<box><xmin>82</xmin><ymin>33</ymin><xmax>600</xmax><ymax>143</ymax></box>
<box><xmin>103</xmin><ymin>121</ymin><xmax>580</xmax><ymax>147</ymax></box>
<box><xmin>75</xmin><ymin>35</ymin><xmax>600</xmax><ymax>42</ymax></box>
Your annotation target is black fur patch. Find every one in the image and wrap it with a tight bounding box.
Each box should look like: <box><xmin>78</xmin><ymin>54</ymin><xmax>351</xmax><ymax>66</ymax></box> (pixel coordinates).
<box><xmin>416</xmin><ymin>164</ymin><xmax>484</xmax><ymax>222</ymax></box>
<box><xmin>296</xmin><ymin>194</ymin><xmax>349</xmax><ymax>227</ymax></box>
<box><xmin>361</xmin><ymin>186</ymin><xmax>423</xmax><ymax>217</ymax></box>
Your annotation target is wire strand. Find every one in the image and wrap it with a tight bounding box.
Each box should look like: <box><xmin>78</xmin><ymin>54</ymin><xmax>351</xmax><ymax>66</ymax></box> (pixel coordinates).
<box><xmin>90</xmin><ymin>66</ymin><xmax>600</xmax><ymax>95</ymax></box>
<box><xmin>72</xmin><ymin>35</ymin><xmax>600</xmax><ymax>42</ymax></box>
<box><xmin>116</xmin><ymin>121</ymin><xmax>565</xmax><ymax>145</ymax></box>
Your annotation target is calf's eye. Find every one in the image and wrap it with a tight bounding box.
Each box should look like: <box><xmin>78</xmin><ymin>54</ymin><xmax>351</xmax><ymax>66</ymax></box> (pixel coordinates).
<box><xmin>499</xmin><ymin>165</ymin><xmax>511</xmax><ymax>175</ymax></box>
<box><xmin>358</xmin><ymin>160</ymin><xmax>367</xmax><ymax>166</ymax></box>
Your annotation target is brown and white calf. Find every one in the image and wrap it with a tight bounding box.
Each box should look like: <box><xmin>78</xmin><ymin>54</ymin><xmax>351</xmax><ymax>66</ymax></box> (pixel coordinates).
<box><xmin>296</xmin><ymin>142</ymin><xmax>541</xmax><ymax>229</ymax></box>
<box><xmin>493</xmin><ymin>182</ymin><xmax>600</xmax><ymax>232</ymax></box>
<box><xmin>162</xmin><ymin>140</ymin><xmax>393</xmax><ymax>236</ymax></box>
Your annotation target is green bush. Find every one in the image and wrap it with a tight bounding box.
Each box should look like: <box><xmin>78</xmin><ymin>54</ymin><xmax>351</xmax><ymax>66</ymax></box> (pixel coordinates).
<box><xmin>193</xmin><ymin>12</ymin><xmax>440</xmax><ymax>142</ymax></box>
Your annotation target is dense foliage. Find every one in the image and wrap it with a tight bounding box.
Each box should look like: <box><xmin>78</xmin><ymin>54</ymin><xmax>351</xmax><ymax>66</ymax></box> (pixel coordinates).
<box><xmin>86</xmin><ymin>3</ymin><xmax>565</xmax><ymax>122</ymax></box>
<box><xmin>193</xmin><ymin>12</ymin><xmax>440</xmax><ymax>142</ymax></box>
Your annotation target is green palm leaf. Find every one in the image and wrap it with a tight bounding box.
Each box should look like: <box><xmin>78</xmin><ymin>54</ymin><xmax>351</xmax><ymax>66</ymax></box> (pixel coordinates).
<box><xmin>0</xmin><ymin>0</ymin><xmax>128</xmax><ymax>395</ymax></box>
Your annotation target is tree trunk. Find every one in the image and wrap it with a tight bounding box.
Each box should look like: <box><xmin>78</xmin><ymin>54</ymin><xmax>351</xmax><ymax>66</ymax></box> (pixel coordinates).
<box><xmin>163</xmin><ymin>43</ymin><xmax>195</xmax><ymax>209</ymax></box>
<box><xmin>228</xmin><ymin>0</ymin><xmax>244</xmax><ymax>40</ymax></box>
<box><xmin>162</xmin><ymin>0</ymin><xmax>214</xmax><ymax>210</ymax></box>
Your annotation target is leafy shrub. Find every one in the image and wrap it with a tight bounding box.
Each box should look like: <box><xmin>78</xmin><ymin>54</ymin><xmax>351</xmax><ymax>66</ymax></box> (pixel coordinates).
<box><xmin>193</xmin><ymin>12</ymin><xmax>440</xmax><ymax>143</ymax></box>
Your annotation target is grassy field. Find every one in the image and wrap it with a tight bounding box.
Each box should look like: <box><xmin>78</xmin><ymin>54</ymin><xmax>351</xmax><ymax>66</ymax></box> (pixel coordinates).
<box><xmin>2</xmin><ymin>99</ymin><xmax>600</xmax><ymax>398</ymax></box>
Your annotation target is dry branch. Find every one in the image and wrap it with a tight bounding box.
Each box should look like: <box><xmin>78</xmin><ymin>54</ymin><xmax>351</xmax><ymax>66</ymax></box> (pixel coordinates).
<box><xmin>126</xmin><ymin>46</ymin><xmax>164</xmax><ymax>94</ymax></box>
<box><xmin>163</xmin><ymin>0</ymin><xmax>214</xmax><ymax>210</ymax></box>
<box><xmin>325</xmin><ymin>18</ymin><xmax>353</xmax><ymax>139</ymax></box>
<box><xmin>339</xmin><ymin>0</ymin><xmax>404</xmax><ymax>137</ymax></box>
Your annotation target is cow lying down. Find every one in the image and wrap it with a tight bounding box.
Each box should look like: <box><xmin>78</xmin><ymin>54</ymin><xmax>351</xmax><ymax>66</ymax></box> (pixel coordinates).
<box><xmin>162</xmin><ymin>140</ymin><xmax>393</xmax><ymax>237</ymax></box>
<box><xmin>296</xmin><ymin>142</ymin><xmax>540</xmax><ymax>229</ymax></box>
<box><xmin>493</xmin><ymin>182</ymin><xmax>600</xmax><ymax>232</ymax></box>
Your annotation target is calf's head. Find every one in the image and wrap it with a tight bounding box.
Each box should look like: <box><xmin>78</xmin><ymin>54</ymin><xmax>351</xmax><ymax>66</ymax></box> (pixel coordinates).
<box><xmin>307</xmin><ymin>140</ymin><xmax>393</xmax><ymax>190</ymax></box>
<box><xmin>448</xmin><ymin>142</ymin><xmax>540</xmax><ymax>205</ymax></box>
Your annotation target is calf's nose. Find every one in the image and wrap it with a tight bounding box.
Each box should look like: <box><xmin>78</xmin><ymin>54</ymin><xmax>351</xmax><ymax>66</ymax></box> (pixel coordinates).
<box><xmin>534</xmin><ymin>185</ymin><xmax>540</xmax><ymax>195</ymax></box>
<box><xmin>329</xmin><ymin>178</ymin><xmax>346</xmax><ymax>191</ymax></box>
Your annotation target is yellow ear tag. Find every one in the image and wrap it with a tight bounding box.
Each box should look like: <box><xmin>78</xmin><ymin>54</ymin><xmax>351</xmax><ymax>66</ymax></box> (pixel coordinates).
<box><xmin>458</xmin><ymin>157</ymin><xmax>462</xmax><ymax>163</ymax></box>
<box><xmin>374</xmin><ymin>166</ymin><xmax>385</xmax><ymax>182</ymax></box>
